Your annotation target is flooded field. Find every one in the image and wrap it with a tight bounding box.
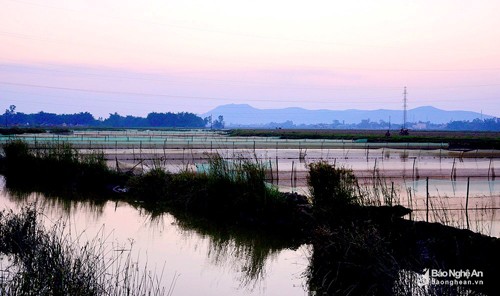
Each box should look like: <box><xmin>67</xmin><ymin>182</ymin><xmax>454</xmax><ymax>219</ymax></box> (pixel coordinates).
<box><xmin>1</xmin><ymin>129</ymin><xmax>499</xmax><ymax>294</ymax></box>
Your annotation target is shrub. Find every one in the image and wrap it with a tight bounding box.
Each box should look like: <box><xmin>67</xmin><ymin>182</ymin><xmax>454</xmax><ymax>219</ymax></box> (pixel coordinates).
<box><xmin>307</xmin><ymin>161</ymin><xmax>359</xmax><ymax>211</ymax></box>
<box><xmin>127</xmin><ymin>168</ymin><xmax>171</xmax><ymax>203</ymax></box>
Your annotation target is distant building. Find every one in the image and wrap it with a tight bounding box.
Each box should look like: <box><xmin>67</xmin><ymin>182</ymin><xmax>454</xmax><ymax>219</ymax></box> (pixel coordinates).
<box><xmin>412</xmin><ymin>122</ymin><xmax>427</xmax><ymax>130</ymax></box>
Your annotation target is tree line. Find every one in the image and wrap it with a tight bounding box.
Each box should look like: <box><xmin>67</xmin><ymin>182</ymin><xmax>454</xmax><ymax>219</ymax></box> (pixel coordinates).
<box><xmin>2</xmin><ymin>105</ymin><xmax>499</xmax><ymax>131</ymax></box>
<box><xmin>1</xmin><ymin>105</ymin><xmax>225</xmax><ymax>129</ymax></box>
<box><xmin>234</xmin><ymin>118</ymin><xmax>500</xmax><ymax>131</ymax></box>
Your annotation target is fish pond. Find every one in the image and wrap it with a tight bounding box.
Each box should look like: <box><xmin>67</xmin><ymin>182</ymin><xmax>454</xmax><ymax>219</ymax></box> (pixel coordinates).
<box><xmin>1</xmin><ymin>129</ymin><xmax>499</xmax><ymax>295</ymax></box>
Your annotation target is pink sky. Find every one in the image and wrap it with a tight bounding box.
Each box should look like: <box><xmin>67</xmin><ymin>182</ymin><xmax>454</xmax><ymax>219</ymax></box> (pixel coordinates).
<box><xmin>1</xmin><ymin>0</ymin><xmax>499</xmax><ymax>118</ymax></box>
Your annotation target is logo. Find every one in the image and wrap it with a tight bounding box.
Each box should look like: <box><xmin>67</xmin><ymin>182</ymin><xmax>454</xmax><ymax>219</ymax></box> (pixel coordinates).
<box><xmin>417</xmin><ymin>268</ymin><xmax>484</xmax><ymax>288</ymax></box>
<box><xmin>417</xmin><ymin>268</ymin><xmax>430</xmax><ymax>287</ymax></box>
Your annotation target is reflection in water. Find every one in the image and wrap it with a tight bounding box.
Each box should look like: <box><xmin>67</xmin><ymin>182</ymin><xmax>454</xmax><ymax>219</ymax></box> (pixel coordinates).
<box><xmin>308</xmin><ymin>219</ymin><xmax>499</xmax><ymax>296</ymax></box>
<box><xmin>2</xmin><ymin>173</ymin><xmax>499</xmax><ymax>295</ymax></box>
<box><xmin>157</xmin><ymin>210</ymin><xmax>305</xmax><ymax>289</ymax></box>
<box><xmin>3</xmin><ymin>187</ymin><xmax>107</xmax><ymax>220</ymax></box>
<box><xmin>393</xmin><ymin>270</ymin><xmax>477</xmax><ymax>296</ymax></box>
<box><xmin>0</xmin><ymin>179</ymin><xmax>308</xmax><ymax>295</ymax></box>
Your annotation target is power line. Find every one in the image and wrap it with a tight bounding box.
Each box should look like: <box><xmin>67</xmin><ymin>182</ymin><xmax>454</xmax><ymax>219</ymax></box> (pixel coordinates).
<box><xmin>0</xmin><ymin>81</ymin><xmax>400</xmax><ymax>104</ymax></box>
<box><xmin>0</xmin><ymin>61</ymin><xmax>403</xmax><ymax>91</ymax></box>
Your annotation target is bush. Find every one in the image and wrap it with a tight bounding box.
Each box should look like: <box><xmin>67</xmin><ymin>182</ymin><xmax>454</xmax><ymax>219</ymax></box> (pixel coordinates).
<box><xmin>127</xmin><ymin>168</ymin><xmax>171</xmax><ymax>203</ymax></box>
<box><xmin>307</xmin><ymin>161</ymin><xmax>359</xmax><ymax>211</ymax></box>
<box><xmin>126</xmin><ymin>154</ymin><xmax>291</xmax><ymax>227</ymax></box>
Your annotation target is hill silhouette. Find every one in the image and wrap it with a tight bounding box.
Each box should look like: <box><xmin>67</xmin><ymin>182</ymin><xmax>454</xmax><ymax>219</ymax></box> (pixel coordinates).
<box><xmin>202</xmin><ymin>104</ymin><xmax>492</xmax><ymax>126</ymax></box>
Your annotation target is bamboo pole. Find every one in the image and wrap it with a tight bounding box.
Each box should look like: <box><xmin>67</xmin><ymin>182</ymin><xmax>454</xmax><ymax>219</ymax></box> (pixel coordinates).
<box><xmin>426</xmin><ymin>177</ymin><xmax>429</xmax><ymax>222</ymax></box>
<box><xmin>466</xmin><ymin>177</ymin><xmax>470</xmax><ymax>230</ymax></box>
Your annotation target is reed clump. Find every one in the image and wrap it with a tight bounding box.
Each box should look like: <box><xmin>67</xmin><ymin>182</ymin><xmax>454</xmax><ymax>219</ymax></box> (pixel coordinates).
<box><xmin>306</xmin><ymin>162</ymin><xmax>413</xmax><ymax>295</ymax></box>
<box><xmin>307</xmin><ymin>161</ymin><xmax>360</xmax><ymax>223</ymax></box>
<box><xmin>0</xmin><ymin>206</ymin><xmax>166</xmax><ymax>296</ymax></box>
<box><xmin>305</xmin><ymin>161</ymin><xmax>499</xmax><ymax>295</ymax></box>
<box><xmin>1</xmin><ymin>140</ymin><xmax>123</xmax><ymax>193</ymax></box>
<box><xmin>128</xmin><ymin>154</ymin><xmax>301</xmax><ymax>229</ymax></box>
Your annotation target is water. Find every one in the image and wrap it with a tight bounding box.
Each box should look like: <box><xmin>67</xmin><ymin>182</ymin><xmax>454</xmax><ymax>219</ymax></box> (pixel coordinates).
<box><xmin>2</xmin><ymin>130</ymin><xmax>500</xmax><ymax>293</ymax></box>
<box><xmin>0</xmin><ymin>177</ymin><xmax>309</xmax><ymax>296</ymax></box>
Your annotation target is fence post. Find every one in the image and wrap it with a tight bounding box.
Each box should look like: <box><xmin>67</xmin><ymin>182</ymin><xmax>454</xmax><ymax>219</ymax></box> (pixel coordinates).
<box><xmin>412</xmin><ymin>158</ymin><xmax>416</xmax><ymax>180</ymax></box>
<box><xmin>276</xmin><ymin>155</ymin><xmax>279</xmax><ymax>184</ymax></box>
<box><xmin>391</xmin><ymin>181</ymin><xmax>394</xmax><ymax>205</ymax></box>
<box><xmin>466</xmin><ymin>177</ymin><xmax>470</xmax><ymax>229</ymax></box>
<box><xmin>269</xmin><ymin>160</ymin><xmax>273</xmax><ymax>184</ymax></box>
<box><xmin>451</xmin><ymin>158</ymin><xmax>457</xmax><ymax>180</ymax></box>
<box><xmin>426</xmin><ymin>177</ymin><xmax>429</xmax><ymax>222</ymax></box>
<box><xmin>488</xmin><ymin>158</ymin><xmax>493</xmax><ymax>180</ymax></box>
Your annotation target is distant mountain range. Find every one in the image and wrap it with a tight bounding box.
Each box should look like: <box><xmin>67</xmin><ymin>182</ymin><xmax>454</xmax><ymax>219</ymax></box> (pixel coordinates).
<box><xmin>202</xmin><ymin>104</ymin><xmax>493</xmax><ymax>126</ymax></box>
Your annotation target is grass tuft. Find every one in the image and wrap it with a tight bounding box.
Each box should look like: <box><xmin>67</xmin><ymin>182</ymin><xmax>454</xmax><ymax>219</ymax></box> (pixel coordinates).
<box><xmin>1</xmin><ymin>140</ymin><xmax>123</xmax><ymax>193</ymax></box>
<box><xmin>0</xmin><ymin>205</ymin><xmax>167</xmax><ymax>296</ymax></box>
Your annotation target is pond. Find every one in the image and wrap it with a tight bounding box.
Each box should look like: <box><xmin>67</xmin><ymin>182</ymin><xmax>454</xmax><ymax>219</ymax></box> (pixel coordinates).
<box><xmin>0</xmin><ymin>176</ymin><xmax>309</xmax><ymax>296</ymax></box>
<box><xmin>1</xmin><ymin>130</ymin><xmax>499</xmax><ymax>294</ymax></box>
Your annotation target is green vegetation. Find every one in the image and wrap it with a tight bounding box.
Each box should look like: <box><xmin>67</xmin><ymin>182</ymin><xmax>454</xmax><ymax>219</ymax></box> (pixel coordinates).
<box><xmin>2</xmin><ymin>140</ymin><xmax>499</xmax><ymax>295</ymax></box>
<box><xmin>1</xmin><ymin>105</ymin><xmax>208</xmax><ymax>128</ymax></box>
<box><xmin>229</xmin><ymin>129</ymin><xmax>500</xmax><ymax>149</ymax></box>
<box><xmin>0</xmin><ymin>140</ymin><xmax>124</xmax><ymax>194</ymax></box>
<box><xmin>127</xmin><ymin>154</ymin><xmax>305</xmax><ymax>231</ymax></box>
<box><xmin>1</xmin><ymin>141</ymin><xmax>308</xmax><ymax>232</ymax></box>
<box><xmin>0</xmin><ymin>127</ymin><xmax>46</xmax><ymax>135</ymax></box>
<box><xmin>305</xmin><ymin>162</ymin><xmax>499</xmax><ymax>295</ymax></box>
<box><xmin>0</xmin><ymin>206</ymin><xmax>167</xmax><ymax>295</ymax></box>
<box><xmin>308</xmin><ymin>161</ymin><xmax>359</xmax><ymax>207</ymax></box>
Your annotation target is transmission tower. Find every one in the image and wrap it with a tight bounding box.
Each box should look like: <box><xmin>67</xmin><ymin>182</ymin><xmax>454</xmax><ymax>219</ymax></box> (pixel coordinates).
<box><xmin>403</xmin><ymin>86</ymin><xmax>407</xmax><ymax>129</ymax></box>
<box><xmin>399</xmin><ymin>87</ymin><xmax>409</xmax><ymax>135</ymax></box>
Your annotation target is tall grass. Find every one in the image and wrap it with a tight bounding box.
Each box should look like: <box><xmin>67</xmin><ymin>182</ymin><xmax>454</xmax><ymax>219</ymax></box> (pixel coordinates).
<box><xmin>307</xmin><ymin>161</ymin><xmax>359</xmax><ymax>208</ymax></box>
<box><xmin>0</xmin><ymin>205</ymin><xmax>168</xmax><ymax>296</ymax></box>
<box><xmin>306</xmin><ymin>161</ymin><xmax>414</xmax><ymax>295</ymax></box>
<box><xmin>1</xmin><ymin>140</ymin><xmax>123</xmax><ymax>193</ymax></box>
<box><xmin>127</xmin><ymin>153</ymin><xmax>302</xmax><ymax>230</ymax></box>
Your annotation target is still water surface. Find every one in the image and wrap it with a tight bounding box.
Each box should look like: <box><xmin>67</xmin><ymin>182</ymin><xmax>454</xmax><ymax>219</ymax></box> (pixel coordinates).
<box><xmin>0</xmin><ymin>177</ymin><xmax>309</xmax><ymax>296</ymax></box>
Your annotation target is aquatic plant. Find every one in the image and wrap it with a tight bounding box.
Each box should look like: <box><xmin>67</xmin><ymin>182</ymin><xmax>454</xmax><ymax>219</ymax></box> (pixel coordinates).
<box><xmin>307</xmin><ymin>161</ymin><xmax>359</xmax><ymax>211</ymax></box>
<box><xmin>0</xmin><ymin>206</ymin><xmax>168</xmax><ymax>296</ymax></box>
<box><xmin>305</xmin><ymin>161</ymin><xmax>499</xmax><ymax>295</ymax></box>
<box><xmin>1</xmin><ymin>140</ymin><xmax>123</xmax><ymax>193</ymax></box>
<box><xmin>127</xmin><ymin>153</ymin><xmax>302</xmax><ymax>230</ymax></box>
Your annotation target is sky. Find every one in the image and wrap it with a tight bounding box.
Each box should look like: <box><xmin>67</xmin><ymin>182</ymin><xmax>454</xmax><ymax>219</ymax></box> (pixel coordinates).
<box><xmin>1</xmin><ymin>0</ymin><xmax>500</xmax><ymax>118</ymax></box>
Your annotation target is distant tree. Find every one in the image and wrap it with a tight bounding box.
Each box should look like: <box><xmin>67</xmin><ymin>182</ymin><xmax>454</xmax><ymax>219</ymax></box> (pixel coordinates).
<box><xmin>146</xmin><ymin>112</ymin><xmax>205</xmax><ymax>128</ymax></box>
<box><xmin>8</xmin><ymin>105</ymin><xmax>16</xmax><ymax>114</ymax></box>
<box><xmin>205</xmin><ymin>115</ymin><xmax>213</xmax><ymax>129</ymax></box>
<box><xmin>446</xmin><ymin>118</ymin><xmax>500</xmax><ymax>131</ymax></box>
<box><xmin>3</xmin><ymin>105</ymin><xmax>16</xmax><ymax>126</ymax></box>
<box><xmin>146</xmin><ymin>112</ymin><xmax>166</xmax><ymax>127</ymax></box>
<box><xmin>212</xmin><ymin>115</ymin><xmax>225</xmax><ymax>129</ymax></box>
<box><xmin>104</xmin><ymin>113</ymin><xmax>125</xmax><ymax>127</ymax></box>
